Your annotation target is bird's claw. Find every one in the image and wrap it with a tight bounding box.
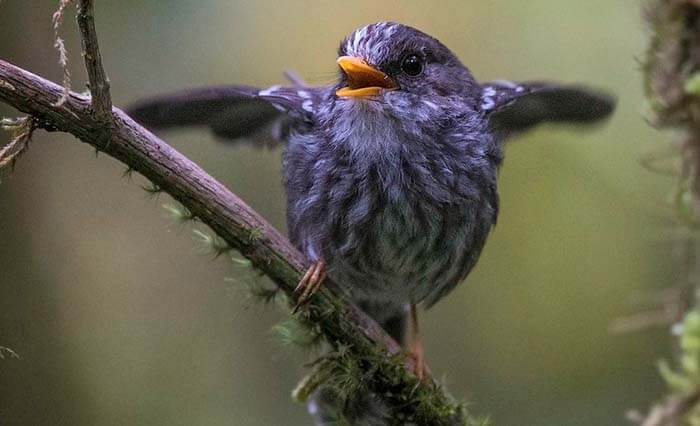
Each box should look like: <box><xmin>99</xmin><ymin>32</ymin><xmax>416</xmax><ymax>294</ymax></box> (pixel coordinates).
<box><xmin>292</xmin><ymin>260</ymin><xmax>326</xmax><ymax>313</ymax></box>
<box><xmin>407</xmin><ymin>304</ymin><xmax>431</xmax><ymax>381</ymax></box>
<box><xmin>407</xmin><ymin>345</ymin><xmax>431</xmax><ymax>381</ymax></box>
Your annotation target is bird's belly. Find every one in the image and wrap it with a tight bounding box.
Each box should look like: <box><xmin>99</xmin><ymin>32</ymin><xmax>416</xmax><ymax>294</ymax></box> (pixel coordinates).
<box><xmin>325</xmin><ymin>200</ymin><xmax>473</xmax><ymax>305</ymax></box>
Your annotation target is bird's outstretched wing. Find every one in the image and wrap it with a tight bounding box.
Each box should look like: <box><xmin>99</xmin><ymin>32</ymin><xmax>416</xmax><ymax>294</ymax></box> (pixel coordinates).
<box><xmin>481</xmin><ymin>81</ymin><xmax>616</xmax><ymax>139</ymax></box>
<box><xmin>126</xmin><ymin>84</ymin><xmax>319</xmax><ymax>147</ymax></box>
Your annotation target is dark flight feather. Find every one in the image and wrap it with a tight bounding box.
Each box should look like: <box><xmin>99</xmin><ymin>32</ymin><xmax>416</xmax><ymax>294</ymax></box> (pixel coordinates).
<box><xmin>126</xmin><ymin>85</ymin><xmax>316</xmax><ymax>146</ymax></box>
<box><xmin>482</xmin><ymin>81</ymin><xmax>616</xmax><ymax>139</ymax></box>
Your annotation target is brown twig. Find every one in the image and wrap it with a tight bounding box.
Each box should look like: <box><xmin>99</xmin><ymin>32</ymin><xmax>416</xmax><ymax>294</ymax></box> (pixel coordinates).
<box><xmin>0</xmin><ymin>345</ymin><xmax>20</xmax><ymax>359</ymax></box>
<box><xmin>75</xmin><ymin>0</ymin><xmax>112</xmax><ymax>121</ymax></box>
<box><xmin>0</xmin><ymin>58</ymin><xmax>386</xmax><ymax>351</ymax></box>
<box><xmin>634</xmin><ymin>390</ymin><xmax>700</xmax><ymax>426</ymax></box>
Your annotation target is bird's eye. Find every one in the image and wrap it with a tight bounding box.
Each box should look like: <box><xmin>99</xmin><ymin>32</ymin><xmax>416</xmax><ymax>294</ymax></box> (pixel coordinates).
<box><xmin>401</xmin><ymin>54</ymin><xmax>423</xmax><ymax>77</ymax></box>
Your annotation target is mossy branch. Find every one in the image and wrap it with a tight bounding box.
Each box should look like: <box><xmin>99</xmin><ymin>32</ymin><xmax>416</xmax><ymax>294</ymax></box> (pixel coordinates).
<box><xmin>638</xmin><ymin>1</ymin><xmax>700</xmax><ymax>424</ymax></box>
<box><xmin>0</xmin><ymin>4</ymin><xmax>477</xmax><ymax>423</ymax></box>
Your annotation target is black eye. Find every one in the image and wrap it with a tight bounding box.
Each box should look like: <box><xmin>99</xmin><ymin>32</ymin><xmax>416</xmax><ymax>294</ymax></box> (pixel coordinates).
<box><xmin>401</xmin><ymin>54</ymin><xmax>423</xmax><ymax>77</ymax></box>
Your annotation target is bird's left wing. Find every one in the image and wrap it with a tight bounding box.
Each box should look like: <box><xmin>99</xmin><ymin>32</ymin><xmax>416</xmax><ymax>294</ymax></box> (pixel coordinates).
<box><xmin>423</xmin><ymin>82</ymin><xmax>616</xmax><ymax>309</ymax></box>
<box><xmin>481</xmin><ymin>81</ymin><xmax>616</xmax><ymax>140</ymax></box>
<box><xmin>126</xmin><ymin>84</ymin><xmax>319</xmax><ymax>147</ymax></box>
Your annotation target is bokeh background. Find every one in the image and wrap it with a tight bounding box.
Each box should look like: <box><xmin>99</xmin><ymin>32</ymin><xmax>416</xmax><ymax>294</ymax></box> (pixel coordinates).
<box><xmin>0</xmin><ymin>1</ymin><xmax>678</xmax><ymax>425</ymax></box>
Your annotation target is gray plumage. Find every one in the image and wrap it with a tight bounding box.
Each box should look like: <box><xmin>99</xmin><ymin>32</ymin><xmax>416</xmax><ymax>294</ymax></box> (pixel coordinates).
<box><xmin>127</xmin><ymin>22</ymin><xmax>615</xmax><ymax>425</ymax></box>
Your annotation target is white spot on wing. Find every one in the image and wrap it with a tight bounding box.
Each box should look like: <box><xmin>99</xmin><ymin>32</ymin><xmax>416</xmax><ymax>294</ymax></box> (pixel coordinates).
<box><xmin>481</xmin><ymin>86</ymin><xmax>497</xmax><ymax>110</ymax></box>
<box><xmin>258</xmin><ymin>85</ymin><xmax>281</xmax><ymax>97</ymax></box>
<box><xmin>493</xmin><ymin>80</ymin><xmax>518</xmax><ymax>89</ymax></box>
<box><xmin>491</xmin><ymin>80</ymin><xmax>524</xmax><ymax>93</ymax></box>
<box><xmin>481</xmin><ymin>99</ymin><xmax>495</xmax><ymax>110</ymax></box>
<box><xmin>270</xmin><ymin>103</ymin><xmax>287</xmax><ymax>112</ymax></box>
<box><xmin>302</xmin><ymin>100</ymin><xmax>313</xmax><ymax>112</ymax></box>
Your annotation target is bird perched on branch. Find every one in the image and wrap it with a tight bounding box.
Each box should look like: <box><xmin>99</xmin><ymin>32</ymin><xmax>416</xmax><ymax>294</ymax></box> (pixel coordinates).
<box><xmin>128</xmin><ymin>21</ymin><xmax>614</xmax><ymax>424</ymax></box>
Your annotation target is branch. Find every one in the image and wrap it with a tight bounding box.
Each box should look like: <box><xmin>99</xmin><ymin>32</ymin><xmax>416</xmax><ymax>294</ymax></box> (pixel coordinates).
<box><xmin>0</xmin><ymin>58</ymin><xmax>383</xmax><ymax>347</ymax></box>
<box><xmin>75</xmin><ymin>0</ymin><xmax>112</xmax><ymax>121</ymax></box>
<box><xmin>638</xmin><ymin>391</ymin><xmax>700</xmax><ymax>426</ymax></box>
<box><xmin>637</xmin><ymin>0</ymin><xmax>700</xmax><ymax>424</ymax></box>
<box><xmin>0</xmin><ymin>345</ymin><xmax>20</xmax><ymax>359</ymax></box>
<box><xmin>0</xmin><ymin>58</ymin><xmax>470</xmax><ymax>424</ymax></box>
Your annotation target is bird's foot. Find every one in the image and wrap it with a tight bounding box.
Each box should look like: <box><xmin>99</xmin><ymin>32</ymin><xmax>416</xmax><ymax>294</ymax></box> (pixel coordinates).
<box><xmin>292</xmin><ymin>260</ymin><xmax>327</xmax><ymax>313</ymax></box>
<box><xmin>407</xmin><ymin>304</ymin><xmax>431</xmax><ymax>381</ymax></box>
<box><xmin>407</xmin><ymin>337</ymin><xmax>431</xmax><ymax>381</ymax></box>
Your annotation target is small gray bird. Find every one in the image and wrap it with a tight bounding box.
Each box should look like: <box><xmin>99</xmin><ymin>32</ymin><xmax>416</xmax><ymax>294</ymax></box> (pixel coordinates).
<box><xmin>128</xmin><ymin>21</ymin><xmax>614</xmax><ymax>423</ymax></box>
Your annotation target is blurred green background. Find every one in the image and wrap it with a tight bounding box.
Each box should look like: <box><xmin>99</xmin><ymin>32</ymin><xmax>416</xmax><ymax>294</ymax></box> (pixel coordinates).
<box><xmin>0</xmin><ymin>1</ymin><xmax>678</xmax><ymax>425</ymax></box>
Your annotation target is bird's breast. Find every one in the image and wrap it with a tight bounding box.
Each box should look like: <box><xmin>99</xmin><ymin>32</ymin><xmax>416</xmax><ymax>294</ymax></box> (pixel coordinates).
<box><xmin>284</xmin><ymin>111</ymin><xmax>498</xmax><ymax>307</ymax></box>
<box><xmin>317</xmin><ymin>147</ymin><xmax>485</xmax><ymax>305</ymax></box>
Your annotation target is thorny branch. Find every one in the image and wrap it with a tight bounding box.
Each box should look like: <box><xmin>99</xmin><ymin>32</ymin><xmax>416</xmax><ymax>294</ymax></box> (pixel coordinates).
<box><xmin>637</xmin><ymin>391</ymin><xmax>700</xmax><ymax>426</ymax></box>
<box><xmin>76</xmin><ymin>0</ymin><xmax>111</xmax><ymax>121</ymax></box>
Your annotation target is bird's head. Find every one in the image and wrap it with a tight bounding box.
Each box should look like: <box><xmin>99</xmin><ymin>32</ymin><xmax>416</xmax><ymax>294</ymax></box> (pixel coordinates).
<box><xmin>335</xmin><ymin>22</ymin><xmax>479</xmax><ymax>107</ymax></box>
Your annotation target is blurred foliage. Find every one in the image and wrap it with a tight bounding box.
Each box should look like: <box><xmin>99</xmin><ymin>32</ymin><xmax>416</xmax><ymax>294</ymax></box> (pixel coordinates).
<box><xmin>659</xmin><ymin>311</ymin><xmax>700</xmax><ymax>396</ymax></box>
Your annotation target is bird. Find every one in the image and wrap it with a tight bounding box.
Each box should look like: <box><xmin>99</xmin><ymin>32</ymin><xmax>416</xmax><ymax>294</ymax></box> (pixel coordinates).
<box><xmin>127</xmin><ymin>21</ymin><xmax>615</xmax><ymax>424</ymax></box>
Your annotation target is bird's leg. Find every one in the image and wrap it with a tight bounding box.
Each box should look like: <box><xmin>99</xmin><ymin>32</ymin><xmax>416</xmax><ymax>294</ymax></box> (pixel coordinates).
<box><xmin>292</xmin><ymin>260</ymin><xmax>327</xmax><ymax>313</ymax></box>
<box><xmin>407</xmin><ymin>304</ymin><xmax>430</xmax><ymax>380</ymax></box>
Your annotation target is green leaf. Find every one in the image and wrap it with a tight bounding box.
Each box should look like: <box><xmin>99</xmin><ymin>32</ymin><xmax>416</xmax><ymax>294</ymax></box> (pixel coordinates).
<box><xmin>685</xmin><ymin>72</ymin><xmax>700</xmax><ymax>96</ymax></box>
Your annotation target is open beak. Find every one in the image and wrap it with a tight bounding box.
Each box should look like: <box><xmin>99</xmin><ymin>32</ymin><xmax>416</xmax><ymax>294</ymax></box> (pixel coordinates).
<box><xmin>336</xmin><ymin>56</ymin><xmax>397</xmax><ymax>98</ymax></box>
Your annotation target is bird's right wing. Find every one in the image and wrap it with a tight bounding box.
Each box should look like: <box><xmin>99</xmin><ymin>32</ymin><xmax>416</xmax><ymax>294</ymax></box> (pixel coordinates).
<box><xmin>126</xmin><ymin>84</ymin><xmax>320</xmax><ymax>148</ymax></box>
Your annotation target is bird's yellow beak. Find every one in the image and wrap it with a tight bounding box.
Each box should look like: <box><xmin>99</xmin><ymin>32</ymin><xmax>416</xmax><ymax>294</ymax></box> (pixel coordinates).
<box><xmin>336</xmin><ymin>56</ymin><xmax>397</xmax><ymax>98</ymax></box>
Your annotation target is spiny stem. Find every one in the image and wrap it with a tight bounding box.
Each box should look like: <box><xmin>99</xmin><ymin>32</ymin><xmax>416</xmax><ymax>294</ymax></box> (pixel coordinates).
<box><xmin>76</xmin><ymin>0</ymin><xmax>112</xmax><ymax>121</ymax></box>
